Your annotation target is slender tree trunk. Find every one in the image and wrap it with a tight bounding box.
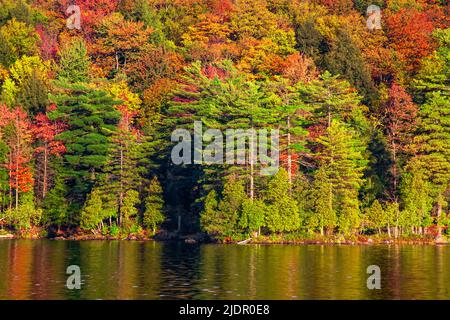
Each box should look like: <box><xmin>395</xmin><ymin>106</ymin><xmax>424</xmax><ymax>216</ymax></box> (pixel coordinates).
<box><xmin>249</xmin><ymin>129</ymin><xmax>254</xmax><ymax>201</ymax></box>
<box><xmin>118</xmin><ymin>146</ymin><xmax>124</xmax><ymax>226</ymax></box>
<box><xmin>43</xmin><ymin>143</ymin><xmax>48</xmax><ymax>198</ymax></box>
<box><xmin>15</xmin><ymin>114</ymin><xmax>19</xmax><ymax>210</ymax></box>
<box><xmin>287</xmin><ymin>116</ymin><xmax>292</xmax><ymax>194</ymax></box>
<box><xmin>437</xmin><ymin>198</ymin><xmax>442</xmax><ymax>238</ymax></box>
<box><xmin>8</xmin><ymin>152</ymin><xmax>12</xmax><ymax>211</ymax></box>
<box><xmin>392</xmin><ymin>141</ymin><xmax>397</xmax><ymax>195</ymax></box>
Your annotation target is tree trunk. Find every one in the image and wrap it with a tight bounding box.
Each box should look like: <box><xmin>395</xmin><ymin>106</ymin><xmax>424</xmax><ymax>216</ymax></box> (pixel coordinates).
<box><xmin>43</xmin><ymin>143</ymin><xmax>48</xmax><ymax>198</ymax></box>
<box><xmin>118</xmin><ymin>147</ymin><xmax>124</xmax><ymax>226</ymax></box>
<box><xmin>437</xmin><ymin>198</ymin><xmax>442</xmax><ymax>237</ymax></box>
<box><xmin>15</xmin><ymin>113</ymin><xmax>19</xmax><ymax>210</ymax></box>
<box><xmin>249</xmin><ymin>129</ymin><xmax>254</xmax><ymax>200</ymax></box>
<box><xmin>287</xmin><ymin>116</ymin><xmax>292</xmax><ymax>194</ymax></box>
<box><xmin>8</xmin><ymin>152</ymin><xmax>12</xmax><ymax>211</ymax></box>
<box><xmin>392</xmin><ymin>141</ymin><xmax>397</xmax><ymax>195</ymax></box>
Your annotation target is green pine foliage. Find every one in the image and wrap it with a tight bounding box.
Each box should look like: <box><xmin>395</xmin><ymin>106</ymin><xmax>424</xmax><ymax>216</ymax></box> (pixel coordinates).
<box><xmin>143</xmin><ymin>177</ymin><xmax>165</xmax><ymax>234</ymax></box>
<box><xmin>0</xmin><ymin>1</ymin><xmax>448</xmax><ymax>241</ymax></box>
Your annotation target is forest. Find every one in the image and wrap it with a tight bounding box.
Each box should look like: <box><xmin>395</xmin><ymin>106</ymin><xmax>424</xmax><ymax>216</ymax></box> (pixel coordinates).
<box><xmin>0</xmin><ymin>0</ymin><xmax>448</xmax><ymax>242</ymax></box>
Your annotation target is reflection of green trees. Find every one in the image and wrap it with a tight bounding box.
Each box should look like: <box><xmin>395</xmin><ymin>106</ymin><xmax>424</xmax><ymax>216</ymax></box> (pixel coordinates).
<box><xmin>1</xmin><ymin>242</ymin><xmax>450</xmax><ymax>299</ymax></box>
<box><xmin>77</xmin><ymin>241</ymin><xmax>163</xmax><ymax>299</ymax></box>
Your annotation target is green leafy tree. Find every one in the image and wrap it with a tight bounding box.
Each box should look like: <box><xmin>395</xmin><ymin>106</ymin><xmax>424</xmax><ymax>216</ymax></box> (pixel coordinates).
<box><xmin>80</xmin><ymin>188</ymin><xmax>105</xmax><ymax>231</ymax></box>
<box><xmin>0</xmin><ymin>18</ymin><xmax>38</xmax><ymax>67</ymax></box>
<box><xmin>264</xmin><ymin>168</ymin><xmax>301</xmax><ymax>233</ymax></box>
<box><xmin>48</xmin><ymin>82</ymin><xmax>121</xmax><ymax>211</ymax></box>
<box><xmin>316</xmin><ymin>120</ymin><xmax>367</xmax><ymax>235</ymax></box>
<box><xmin>200</xmin><ymin>177</ymin><xmax>247</xmax><ymax>239</ymax></box>
<box><xmin>309</xmin><ymin>166</ymin><xmax>336</xmax><ymax>235</ymax></box>
<box><xmin>143</xmin><ymin>176</ymin><xmax>165</xmax><ymax>234</ymax></box>
<box><xmin>57</xmin><ymin>37</ymin><xmax>90</xmax><ymax>83</ymax></box>
<box><xmin>239</xmin><ymin>198</ymin><xmax>266</xmax><ymax>236</ymax></box>
<box><xmin>200</xmin><ymin>189</ymin><xmax>221</xmax><ymax>236</ymax></box>
<box><xmin>121</xmin><ymin>189</ymin><xmax>140</xmax><ymax>231</ymax></box>
<box><xmin>365</xmin><ymin>199</ymin><xmax>384</xmax><ymax>234</ymax></box>
<box><xmin>42</xmin><ymin>174</ymin><xmax>69</xmax><ymax>230</ymax></box>
<box><xmin>400</xmin><ymin>165</ymin><xmax>433</xmax><ymax>234</ymax></box>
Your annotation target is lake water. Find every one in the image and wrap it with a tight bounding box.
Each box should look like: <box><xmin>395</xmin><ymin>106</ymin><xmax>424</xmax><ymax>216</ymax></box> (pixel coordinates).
<box><xmin>0</xmin><ymin>240</ymin><xmax>449</xmax><ymax>300</ymax></box>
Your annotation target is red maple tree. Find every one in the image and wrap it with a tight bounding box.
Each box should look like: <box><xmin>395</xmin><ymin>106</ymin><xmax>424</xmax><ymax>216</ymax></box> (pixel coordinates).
<box><xmin>32</xmin><ymin>105</ymin><xmax>66</xmax><ymax>198</ymax></box>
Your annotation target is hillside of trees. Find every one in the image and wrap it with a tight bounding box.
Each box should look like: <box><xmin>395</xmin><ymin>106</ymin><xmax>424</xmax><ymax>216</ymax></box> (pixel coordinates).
<box><xmin>0</xmin><ymin>0</ymin><xmax>448</xmax><ymax>241</ymax></box>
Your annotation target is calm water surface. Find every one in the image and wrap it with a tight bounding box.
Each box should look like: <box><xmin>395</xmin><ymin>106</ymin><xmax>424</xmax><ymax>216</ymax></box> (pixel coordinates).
<box><xmin>0</xmin><ymin>240</ymin><xmax>449</xmax><ymax>299</ymax></box>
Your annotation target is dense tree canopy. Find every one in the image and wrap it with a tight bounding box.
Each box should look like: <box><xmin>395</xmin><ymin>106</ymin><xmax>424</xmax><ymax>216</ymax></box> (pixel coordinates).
<box><xmin>0</xmin><ymin>0</ymin><xmax>448</xmax><ymax>241</ymax></box>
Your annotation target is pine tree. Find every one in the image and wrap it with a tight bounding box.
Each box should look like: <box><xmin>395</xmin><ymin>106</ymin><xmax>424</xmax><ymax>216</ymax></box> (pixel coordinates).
<box><xmin>410</xmin><ymin>29</ymin><xmax>450</xmax><ymax>237</ymax></box>
<box><xmin>365</xmin><ymin>199</ymin><xmax>384</xmax><ymax>234</ymax></box>
<box><xmin>42</xmin><ymin>173</ymin><xmax>68</xmax><ymax>230</ymax></box>
<box><xmin>322</xmin><ymin>29</ymin><xmax>376</xmax><ymax>103</ymax></box>
<box><xmin>400</xmin><ymin>165</ymin><xmax>433</xmax><ymax>235</ymax></box>
<box><xmin>316</xmin><ymin>120</ymin><xmax>367</xmax><ymax>235</ymax></box>
<box><xmin>121</xmin><ymin>189</ymin><xmax>140</xmax><ymax>231</ymax></box>
<box><xmin>48</xmin><ymin>82</ymin><xmax>121</xmax><ymax>210</ymax></box>
<box><xmin>264</xmin><ymin>168</ymin><xmax>301</xmax><ymax>233</ymax></box>
<box><xmin>57</xmin><ymin>37</ymin><xmax>90</xmax><ymax>83</ymax></box>
<box><xmin>80</xmin><ymin>188</ymin><xmax>105</xmax><ymax>232</ymax></box>
<box><xmin>200</xmin><ymin>189</ymin><xmax>221</xmax><ymax>236</ymax></box>
<box><xmin>297</xmin><ymin>71</ymin><xmax>365</xmax><ymax>131</ymax></box>
<box><xmin>239</xmin><ymin>198</ymin><xmax>265</xmax><ymax>236</ymax></box>
<box><xmin>309</xmin><ymin>166</ymin><xmax>336</xmax><ymax>235</ymax></box>
<box><xmin>143</xmin><ymin>176</ymin><xmax>165</xmax><ymax>234</ymax></box>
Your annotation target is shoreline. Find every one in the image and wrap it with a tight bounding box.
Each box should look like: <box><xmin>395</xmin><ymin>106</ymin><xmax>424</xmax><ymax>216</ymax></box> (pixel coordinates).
<box><xmin>0</xmin><ymin>232</ymin><xmax>447</xmax><ymax>245</ymax></box>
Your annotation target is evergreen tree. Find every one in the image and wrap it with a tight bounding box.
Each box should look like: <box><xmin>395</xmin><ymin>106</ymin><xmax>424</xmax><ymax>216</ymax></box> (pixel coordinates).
<box><xmin>239</xmin><ymin>198</ymin><xmax>266</xmax><ymax>236</ymax></box>
<box><xmin>143</xmin><ymin>176</ymin><xmax>165</xmax><ymax>234</ymax></box>
<box><xmin>42</xmin><ymin>174</ymin><xmax>68</xmax><ymax>230</ymax></box>
<box><xmin>264</xmin><ymin>168</ymin><xmax>301</xmax><ymax>233</ymax></box>
<box><xmin>309</xmin><ymin>165</ymin><xmax>336</xmax><ymax>235</ymax></box>
<box><xmin>400</xmin><ymin>165</ymin><xmax>433</xmax><ymax>234</ymax></box>
<box><xmin>365</xmin><ymin>199</ymin><xmax>384</xmax><ymax>234</ymax></box>
<box><xmin>316</xmin><ymin>120</ymin><xmax>367</xmax><ymax>235</ymax></box>
<box><xmin>48</xmin><ymin>82</ymin><xmax>121</xmax><ymax>213</ymax></box>
<box><xmin>297</xmin><ymin>71</ymin><xmax>365</xmax><ymax>131</ymax></box>
<box><xmin>80</xmin><ymin>188</ymin><xmax>105</xmax><ymax>231</ymax></box>
<box><xmin>121</xmin><ymin>189</ymin><xmax>140</xmax><ymax>231</ymax></box>
<box><xmin>57</xmin><ymin>38</ymin><xmax>90</xmax><ymax>83</ymax></box>
<box><xmin>200</xmin><ymin>189</ymin><xmax>221</xmax><ymax>236</ymax></box>
<box><xmin>200</xmin><ymin>177</ymin><xmax>247</xmax><ymax>239</ymax></box>
<box><xmin>323</xmin><ymin>29</ymin><xmax>376</xmax><ymax>103</ymax></box>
